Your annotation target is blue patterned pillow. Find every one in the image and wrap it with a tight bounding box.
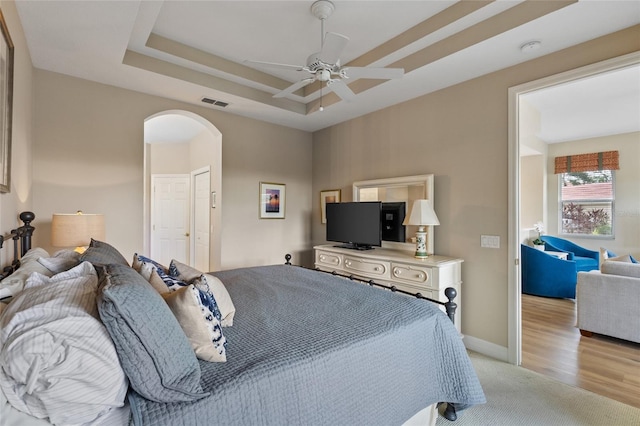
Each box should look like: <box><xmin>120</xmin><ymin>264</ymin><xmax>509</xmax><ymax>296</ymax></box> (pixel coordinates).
<box><xmin>190</xmin><ymin>275</ymin><xmax>223</xmax><ymax>321</ymax></box>
<box><xmin>136</xmin><ymin>255</ymin><xmax>223</xmax><ymax>321</ymax></box>
<box><xmin>163</xmin><ymin>285</ymin><xmax>227</xmax><ymax>362</ymax></box>
<box><xmin>136</xmin><ymin>254</ymin><xmax>166</xmax><ymax>272</ymax></box>
<box><xmin>157</xmin><ymin>267</ymin><xmax>188</xmax><ymax>291</ymax></box>
<box><xmin>168</xmin><ymin>261</ymin><xmax>181</xmax><ymax>278</ymax></box>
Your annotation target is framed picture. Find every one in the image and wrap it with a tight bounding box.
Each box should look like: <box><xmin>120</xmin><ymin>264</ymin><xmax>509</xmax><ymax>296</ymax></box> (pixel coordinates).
<box><xmin>320</xmin><ymin>189</ymin><xmax>341</xmax><ymax>224</ymax></box>
<box><xmin>260</xmin><ymin>182</ymin><xmax>286</xmax><ymax>219</ymax></box>
<box><xmin>0</xmin><ymin>9</ymin><xmax>13</xmax><ymax>193</ymax></box>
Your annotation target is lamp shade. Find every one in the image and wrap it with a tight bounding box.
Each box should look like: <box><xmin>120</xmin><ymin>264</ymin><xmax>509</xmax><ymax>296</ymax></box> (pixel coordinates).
<box><xmin>403</xmin><ymin>200</ymin><xmax>440</xmax><ymax>227</ymax></box>
<box><xmin>51</xmin><ymin>212</ymin><xmax>105</xmax><ymax>248</ymax></box>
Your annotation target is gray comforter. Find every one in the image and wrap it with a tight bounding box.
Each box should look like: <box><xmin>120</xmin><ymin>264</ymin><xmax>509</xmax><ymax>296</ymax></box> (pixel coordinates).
<box><xmin>128</xmin><ymin>265</ymin><xmax>485</xmax><ymax>425</ymax></box>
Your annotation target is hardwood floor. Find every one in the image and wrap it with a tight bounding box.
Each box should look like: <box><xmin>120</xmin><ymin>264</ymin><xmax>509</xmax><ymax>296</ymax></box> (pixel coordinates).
<box><xmin>521</xmin><ymin>294</ymin><xmax>640</xmax><ymax>409</ymax></box>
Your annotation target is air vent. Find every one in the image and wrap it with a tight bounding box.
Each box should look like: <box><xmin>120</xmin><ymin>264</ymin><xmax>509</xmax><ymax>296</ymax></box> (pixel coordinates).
<box><xmin>201</xmin><ymin>97</ymin><xmax>229</xmax><ymax>108</ymax></box>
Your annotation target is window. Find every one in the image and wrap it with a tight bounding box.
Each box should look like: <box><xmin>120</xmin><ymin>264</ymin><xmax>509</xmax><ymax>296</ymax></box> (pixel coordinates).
<box><xmin>559</xmin><ymin>170</ymin><xmax>614</xmax><ymax>237</ymax></box>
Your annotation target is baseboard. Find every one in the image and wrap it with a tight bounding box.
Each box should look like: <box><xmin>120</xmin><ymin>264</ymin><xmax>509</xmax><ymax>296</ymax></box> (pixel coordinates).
<box><xmin>463</xmin><ymin>335</ymin><xmax>509</xmax><ymax>362</ymax></box>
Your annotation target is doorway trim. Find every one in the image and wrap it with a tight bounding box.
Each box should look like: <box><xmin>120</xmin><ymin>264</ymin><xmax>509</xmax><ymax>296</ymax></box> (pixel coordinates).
<box><xmin>143</xmin><ymin>110</ymin><xmax>223</xmax><ymax>270</ymax></box>
<box><xmin>191</xmin><ymin>165</ymin><xmax>211</xmax><ymax>270</ymax></box>
<box><xmin>508</xmin><ymin>51</ymin><xmax>640</xmax><ymax>365</ymax></box>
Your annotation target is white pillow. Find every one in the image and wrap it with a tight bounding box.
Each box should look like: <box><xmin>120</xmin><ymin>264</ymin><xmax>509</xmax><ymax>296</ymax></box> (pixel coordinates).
<box><xmin>0</xmin><ymin>262</ymin><xmax>128</xmax><ymax>425</ymax></box>
<box><xmin>0</xmin><ymin>248</ymin><xmax>51</xmax><ymax>299</ymax></box>
<box><xmin>169</xmin><ymin>259</ymin><xmax>236</xmax><ymax>326</ymax></box>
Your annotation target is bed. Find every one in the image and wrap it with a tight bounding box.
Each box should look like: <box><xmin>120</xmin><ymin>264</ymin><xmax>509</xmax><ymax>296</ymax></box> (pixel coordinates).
<box><xmin>0</xmin><ymin>212</ymin><xmax>485</xmax><ymax>425</ymax></box>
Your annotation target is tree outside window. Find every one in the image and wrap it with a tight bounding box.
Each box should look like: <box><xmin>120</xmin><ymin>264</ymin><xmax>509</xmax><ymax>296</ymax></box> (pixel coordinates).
<box><xmin>560</xmin><ymin>170</ymin><xmax>614</xmax><ymax>236</ymax></box>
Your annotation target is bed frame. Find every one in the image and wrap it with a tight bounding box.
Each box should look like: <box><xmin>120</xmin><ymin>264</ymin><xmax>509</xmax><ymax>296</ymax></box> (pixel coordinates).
<box><xmin>0</xmin><ymin>211</ymin><xmax>35</xmax><ymax>281</ymax></box>
<box><xmin>284</xmin><ymin>253</ymin><xmax>458</xmax><ymax>325</ymax></box>
<box><xmin>0</xmin><ymin>212</ymin><xmax>461</xmax><ymax>421</ymax></box>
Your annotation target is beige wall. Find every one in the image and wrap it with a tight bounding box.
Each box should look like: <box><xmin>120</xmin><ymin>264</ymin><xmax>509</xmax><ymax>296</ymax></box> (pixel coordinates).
<box><xmin>149</xmin><ymin>142</ymin><xmax>192</xmax><ymax>174</ymax></box>
<box><xmin>32</xmin><ymin>70</ymin><xmax>313</xmax><ymax>269</ymax></box>
<box><xmin>547</xmin><ymin>132</ymin><xmax>640</xmax><ymax>258</ymax></box>
<box><xmin>521</xmin><ymin>154</ymin><xmax>545</xmax><ymax>242</ymax></box>
<box><xmin>0</xmin><ymin>0</ymin><xmax>33</xmax><ymax>265</ymax></box>
<box><xmin>312</xmin><ymin>26</ymin><xmax>640</xmax><ymax>348</ymax></box>
<box><xmin>520</xmin><ymin>99</ymin><xmax>547</xmax><ymax>242</ymax></box>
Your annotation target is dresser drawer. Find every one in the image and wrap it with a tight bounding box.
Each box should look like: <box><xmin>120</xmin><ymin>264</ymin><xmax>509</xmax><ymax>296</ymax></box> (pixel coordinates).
<box><xmin>393</xmin><ymin>281</ymin><xmax>435</xmax><ymax>300</ymax></box>
<box><xmin>391</xmin><ymin>263</ymin><xmax>433</xmax><ymax>289</ymax></box>
<box><xmin>316</xmin><ymin>251</ymin><xmax>342</xmax><ymax>269</ymax></box>
<box><xmin>344</xmin><ymin>256</ymin><xmax>390</xmax><ymax>279</ymax></box>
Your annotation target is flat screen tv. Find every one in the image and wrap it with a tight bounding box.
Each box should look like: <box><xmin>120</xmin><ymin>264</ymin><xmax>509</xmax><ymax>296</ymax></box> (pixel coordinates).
<box><xmin>326</xmin><ymin>202</ymin><xmax>382</xmax><ymax>250</ymax></box>
<box><xmin>381</xmin><ymin>202</ymin><xmax>406</xmax><ymax>243</ymax></box>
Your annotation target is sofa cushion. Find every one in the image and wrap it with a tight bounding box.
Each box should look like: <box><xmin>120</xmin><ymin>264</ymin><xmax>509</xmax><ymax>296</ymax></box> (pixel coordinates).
<box><xmin>573</xmin><ymin>256</ymin><xmax>599</xmax><ymax>272</ymax></box>
<box><xmin>601</xmin><ymin>260</ymin><xmax>640</xmax><ymax>279</ymax></box>
<box><xmin>607</xmin><ymin>254</ymin><xmax>633</xmax><ymax>263</ymax></box>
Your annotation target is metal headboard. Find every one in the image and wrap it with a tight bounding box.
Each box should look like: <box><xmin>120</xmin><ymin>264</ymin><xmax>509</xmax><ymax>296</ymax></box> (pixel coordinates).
<box><xmin>0</xmin><ymin>211</ymin><xmax>35</xmax><ymax>281</ymax></box>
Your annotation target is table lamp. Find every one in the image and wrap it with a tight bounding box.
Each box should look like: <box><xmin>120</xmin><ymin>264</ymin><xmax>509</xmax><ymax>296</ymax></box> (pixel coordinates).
<box><xmin>51</xmin><ymin>211</ymin><xmax>105</xmax><ymax>253</ymax></box>
<box><xmin>402</xmin><ymin>199</ymin><xmax>439</xmax><ymax>258</ymax></box>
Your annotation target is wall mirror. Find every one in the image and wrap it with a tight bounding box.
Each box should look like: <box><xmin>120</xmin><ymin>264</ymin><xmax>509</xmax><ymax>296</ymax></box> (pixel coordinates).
<box><xmin>353</xmin><ymin>174</ymin><xmax>435</xmax><ymax>254</ymax></box>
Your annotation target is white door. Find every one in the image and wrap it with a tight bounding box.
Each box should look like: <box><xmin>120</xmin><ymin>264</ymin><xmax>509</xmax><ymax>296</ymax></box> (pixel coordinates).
<box><xmin>192</xmin><ymin>168</ymin><xmax>210</xmax><ymax>271</ymax></box>
<box><xmin>151</xmin><ymin>174</ymin><xmax>190</xmax><ymax>266</ymax></box>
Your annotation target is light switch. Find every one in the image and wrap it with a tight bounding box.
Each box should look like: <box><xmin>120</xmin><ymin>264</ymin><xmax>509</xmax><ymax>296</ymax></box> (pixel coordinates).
<box><xmin>481</xmin><ymin>235</ymin><xmax>500</xmax><ymax>248</ymax></box>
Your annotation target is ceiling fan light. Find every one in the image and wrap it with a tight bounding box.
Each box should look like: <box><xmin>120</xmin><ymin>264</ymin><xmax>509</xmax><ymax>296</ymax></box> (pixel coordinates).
<box><xmin>318</xmin><ymin>69</ymin><xmax>331</xmax><ymax>81</ymax></box>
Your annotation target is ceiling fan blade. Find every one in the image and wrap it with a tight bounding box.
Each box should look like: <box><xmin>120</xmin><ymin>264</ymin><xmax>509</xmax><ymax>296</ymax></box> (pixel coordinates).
<box><xmin>326</xmin><ymin>79</ymin><xmax>355</xmax><ymax>101</ymax></box>
<box><xmin>273</xmin><ymin>77</ymin><xmax>315</xmax><ymax>98</ymax></box>
<box><xmin>244</xmin><ymin>59</ymin><xmax>306</xmax><ymax>72</ymax></box>
<box><xmin>319</xmin><ymin>32</ymin><xmax>349</xmax><ymax>65</ymax></box>
<box><xmin>342</xmin><ymin>67</ymin><xmax>405</xmax><ymax>80</ymax></box>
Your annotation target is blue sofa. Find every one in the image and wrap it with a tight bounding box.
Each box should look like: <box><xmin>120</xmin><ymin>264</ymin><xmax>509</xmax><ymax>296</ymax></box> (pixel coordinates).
<box><xmin>521</xmin><ymin>244</ymin><xmax>578</xmax><ymax>299</ymax></box>
<box><xmin>540</xmin><ymin>235</ymin><xmax>599</xmax><ymax>272</ymax></box>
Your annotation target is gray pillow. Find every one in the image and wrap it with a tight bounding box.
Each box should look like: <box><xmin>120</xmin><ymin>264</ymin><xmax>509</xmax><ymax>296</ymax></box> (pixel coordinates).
<box><xmin>80</xmin><ymin>239</ymin><xmax>129</xmax><ymax>267</ymax></box>
<box><xmin>97</xmin><ymin>264</ymin><xmax>208</xmax><ymax>403</ymax></box>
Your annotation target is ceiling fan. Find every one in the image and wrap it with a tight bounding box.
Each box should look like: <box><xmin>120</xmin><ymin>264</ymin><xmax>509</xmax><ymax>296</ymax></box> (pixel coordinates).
<box><xmin>245</xmin><ymin>0</ymin><xmax>404</xmax><ymax>103</ymax></box>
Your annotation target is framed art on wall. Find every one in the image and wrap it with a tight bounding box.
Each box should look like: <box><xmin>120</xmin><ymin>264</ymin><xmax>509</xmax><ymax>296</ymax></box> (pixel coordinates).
<box><xmin>260</xmin><ymin>182</ymin><xmax>286</xmax><ymax>219</ymax></box>
<box><xmin>320</xmin><ymin>189</ymin><xmax>341</xmax><ymax>224</ymax></box>
<box><xmin>0</xmin><ymin>9</ymin><xmax>14</xmax><ymax>193</ymax></box>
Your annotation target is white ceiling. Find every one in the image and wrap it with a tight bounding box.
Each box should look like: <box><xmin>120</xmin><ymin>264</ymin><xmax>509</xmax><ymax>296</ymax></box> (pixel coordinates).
<box><xmin>16</xmin><ymin>1</ymin><xmax>640</xmax><ymax>138</ymax></box>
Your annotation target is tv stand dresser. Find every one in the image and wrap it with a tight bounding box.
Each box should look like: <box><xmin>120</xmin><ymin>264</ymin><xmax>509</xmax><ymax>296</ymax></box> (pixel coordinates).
<box><xmin>314</xmin><ymin>245</ymin><xmax>463</xmax><ymax>332</ymax></box>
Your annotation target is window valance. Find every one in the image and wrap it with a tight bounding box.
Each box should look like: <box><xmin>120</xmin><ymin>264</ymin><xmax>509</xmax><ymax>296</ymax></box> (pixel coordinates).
<box><xmin>554</xmin><ymin>150</ymin><xmax>619</xmax><ymax>174</ymax></box>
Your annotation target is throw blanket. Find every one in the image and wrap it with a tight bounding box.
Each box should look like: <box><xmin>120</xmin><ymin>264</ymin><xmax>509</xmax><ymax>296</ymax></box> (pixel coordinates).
<box><xmin>128</xmin><ymin>265</ymin><xmax>485</xmax><ymax>425</ymax></box>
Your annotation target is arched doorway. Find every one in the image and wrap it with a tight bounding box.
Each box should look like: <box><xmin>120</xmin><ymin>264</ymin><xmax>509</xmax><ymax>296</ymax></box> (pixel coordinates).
<box><xmin>143</xmin><ymin>110</ymin><xmax>222</xmax><ymax>271</ymax></box>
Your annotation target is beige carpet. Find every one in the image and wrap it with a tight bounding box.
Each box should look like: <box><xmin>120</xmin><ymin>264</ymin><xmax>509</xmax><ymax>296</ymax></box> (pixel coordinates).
<box><xmin>435</xmin><ymin>351</ymin><xmax>640</xmax><ymax>426</ymax></box>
